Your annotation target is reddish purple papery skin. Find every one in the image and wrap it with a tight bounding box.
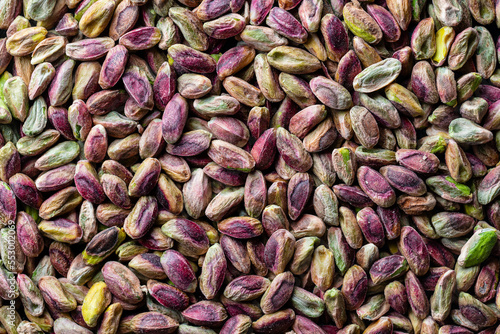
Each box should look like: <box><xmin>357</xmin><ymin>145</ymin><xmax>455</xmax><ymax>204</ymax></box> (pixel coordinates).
<box><xmin>161</xmin><ymin>250</ymin><xmax>198</xmax><ymax>293</ymax></box>
<box><xmin>102</xmin><ymin>261</ymin><xmax>144</xmax><ymax>304</ymax></box>
<box><xmin>124</xmin><ymin>196</ymin><xmax>158</xmax><ymax>239</ymax></box>
<box><xmin>16</xmin><ymin>212</ymin><xmax>44</xmax><ymax>258</ymax></box>
<box><xmin>0</xmin><ymin>148</ymin><xmax>21</xmax><ymax>182</ymax></box>
<box><xmin>357</xmin><ymin>207</ymin><xmax>386</xmax><ymax>247</ymax></box>
<box><xmin>74</xmin><ymin>160</ymin><xmax>106</xmax><ymax>204</ymax></box>
<box><xmin>380</xmin><ymin>165</ymin><xmax>427</xmax><ymax>196</ymax></box>
<box><xmin>221</xmin><ymin>234</ymin><xmax>251</xmax><ymax>274</ymax></box>
<box><xmin>486</xmin><ymin>201</ymin><xmax>500</xmax><ymax>230</ymax></box>
<box><xmin>184</xmin><ymin>153</ymin><xmax>212</xmax><ymax>168</ymax></box>
<box><xmin>9</xmin><ymin>173</ymin><xmax>43</xmax><ymax>208</ymax></box>
<box><xmin>440</xmin><ymin>326</ymin><xmax>474</xmax><ymax>334</ymax></box>
<box><xmin>248</xmin><ymin>107</ymin><xmax>271</xmax><ymax>140</ymax></box>
<box><xmin>167</xmin><ymin>130</ymin><xmax>212</xmax><ymax>157</ymax></box>
<box><xmin>48</xmin><ymin>59</ymin><xmax>75</xmax><ymax>107</ymax></box>
<box><xmin>466</xmin><ymin>152</ymin><xmax>487</xmax><ymax>176</ymax></box>
<box><xmin>264</xmin><ymin>229</ymin><xmax>295</xmax><ymax>275</ymax></box>
<box><xmin>208</xmin><ymin>117</ymin><xmax>249</xmax><ymax>147</ymax></box>
<box><xmin>333</xmin><ymin>184</ymin><xmax>374</xmax><ymax>208</ymax></box>
<box><xmin>122</xmin><ymin>66</ymin><xmax>154</xmax><ymax>110</ymax></box>
<box><xmin>223</xmin><ymin>275</ymin><xmax>270</xmax><ymax>301</ymax></box>
<box><xmin>261</xmin><ymin>272</ymin><xmax>295</xmax><ymax>314</ymax></box>
<box><xmin>220</xmin><ymin>314</ymin><xmax>252</xmax><ymax>334</ymax></box>
<box><xmin>230</xmin><ymin>0</ymin><xmax>245</xmax><ymax>11</ymax></box>
<box><xmin>336</xmin><ymin>50</ymin><xmax>362</xmax><ymax>91</ymax></box>
<box><xmin>101</xmin><ymin>160</ymin><xmax>134</xmax><ymax>185</ymax></box>
<box><xmin>422</xmin><ymin>238</ymin><xmax>456</xmax><ymax>269</ymax></box>
<box><xmin>376</xmin><ymin>206</ymin><xmax>402</xmax><ymax>240</ymax></box>
<box><xmin>49</xmin><ymin>242</ymin><xmax>74</xmax><ymax>277</ymax></box>
<box><xmin>148</xmin><ymin>280</ymin><xmax>190</xmax><ymax>311</ymax></box>
<box><xmin>182</xmin><ymin>301</ymin><xmax>228</xmax><ymax>327</ymax></box>
<box><xmin>101</xmin><ymin>174</ymin><xmax>131</xmax><ymax>209</ymax></box>
<box><xmin>322</xmin><ymin>325</ymin><xmax>340</xmax><ymax>334</ymax></box>
<box><xmin>474</xmin><ymin>259</ymin><xmax>500</xmax><ymax>302</ymax></box>
<box><xmin>218</xmin><ymin>217</ymin><xmax>263</xmax><ymax>239</ymax></box>
<box><xmin>221</xmin><ymin>296</ymin><xmax>262</xmax><ymax>320</ymax></box>
<box><xmin>0</xmin><ymin>39</ymin><xmax>12</xmax><ymax>74</ymax></box>
<box><xmin>119</xmin><ymin>27</ymin><xmax>161</xmax><ymax>50</ymax></box>
<box><xmin>55</xmin><ymin>14</ymin><xmax>79</xmax><ymax>36</ymax></box>
<box><xmin>86</xmin><ymin>89</ymin><xmax>129</xmax><ymax>115</ymax></box>
<box><xmin>289</xmin><ymin>105</ymin><xmax>326</xmax><ymax>139</ymax></box>
<box><xmin>253</xmin><ymin>309</ymin><xmax>296</xmax><ymax>333</ymax></box>
<box><xmin>287</xmin><ymin>173</ymin><xmax>314</xmax><ymax>221</ymax></box>
<box><xmin>247</xmin><ymin>239</ymin><xmax>268</xmax><ymax>276</ymax></box>
<box><xmin>207</xmin><ymin>140</ymin><xmax>255</xmax><ymax>172</ymax></box>
<box><xmin>396</xmin><ymin>149</ymin><xmax>440</xmax><ymax>174</ymax></box>
<box><xmin>250</xmin><ymin>0</ymin><xmax>274</xmax><ymax>25</ymax></box>
<box><xmin>432</xmin><ymin>212</ymin><xmax>476</xmax><ymax>238</ymax></box>
<box><xmin>197</xmin><ymin>0</ymin><xmax>231</xmax><ymax>21</ymax></box>
<box><xmin>342</xmin><ymin>265</ymin><xmax>368</xmax><ymax>310</ymax></box>
<box><xmin>153</xmin><ymin>62</ymin><xmax>177</xmax><ymax>110</ymax></box>
<box><xmin>161</xmin><ymin>93</ymin><xmax>187</xmax><ymax>145</ymax></box>
<box><xmin>99</xmin><ymin>45</ymin><xmax>129</xmax><ymax>90</ymax></box>
<box><xmin>357</xmin><ymin>166</ymin><xmax>396</xmax><ymax>208</ymax></box>
<box><xmin>370</xmin><ymin>255</ymin><xmax>407</xmax><ymax>284</ymax></box>
<box><xmin>420</xmin><ymin>267</ymin><xmax>450</xmax><ymax>291</ymax></box>
<box><xmin>128</xmin><ymin>158</ymin><xmax>162</xmax><ymax>197</ymax></box>
<box><xmin>262</xmin><ymin>205</ymin><xmax>288</xmax><ymax>237</ymax></box>
<box><xmin>321</xmin><ymin>14</ymin><xmax>349</xmax><ymax>62</ymax></box>
<box><xmin>405</xmin><ymin>270</ymin><xmax>430</xmax><ymax>319</ymax></box>
<box><xmin>66</xmin><ymin>38</ymin><xmax>114</xmax><ymax>61</ymax></box>
<box><xmin>399</xmin><ymin>226</ymin><xmax>430</xmax><ymax>276</ymax></box>
<box><xmin>3</xmin><ymin>0</ymin><xmax>500</xmax><ymax>328</ymax></box>
<box><xmin>40</xmin><ymin>218</ymin><xmax>83</xmax><ymax>244</ymax></box>
<box><xmin>138</xmin><ymin>227</ymin><xmax>172</xmax><ymax>251</ymax></box>
<box><xmin>203</xmin><ymin>162</ymin><xmax>246</xmax><ymax>186</ymax></box>
<box><xmin>205</xmin><ymin>14</ymin><xmax>246</xmax><ymax>39</ymax></box>
<box><xmin>309</xmin><ymin>76</ymin><xmax>353</xmax><ymax>110</ymax></box>
<box><xmin>476</xmin><ymin>85</ymin><xmax>500</xmax><ymax>105</ymax></box>
<box><xmin>276</xmin><ymin>128</ymin><xmax>312</xmax><ymax>172</ymax></box>
<box><xmin>366</xmin><ymin>4</ymin><xmax>401</xmax><ymax>43</ymax></box>
<box><xmin>410</xmin><ymin>62</ymin><xmax>439</xmax><ymax>105</ymax></box>
<box><xmin>217</xmin><ymin>46</ymin><xmax>255</xmax><ymax>81</ymax></box>
<box><xmin>386</xmin><ymin>289</ymin><xmax>408</xmax><ymax>315</ymax></box>
<box><xmin>266</xmin><ymin>8</ymin><xmax>308</xmax><ymax>44</ymax></box>
<box><xmin>35</xmin><ymin>164</ymin><xmax>76</xmax><ymax>192</ymax></box>
<box><xmin>130</xmin><ymin>312</ymin><xmax>178</xmax><ymax>334</ymax></box>
<box><xmin>460</xmin><ymin>304</ymin><xmax>492</xmax><ymax>327</ymax></box>
<box><xmin>164</xmin><ymin>218</ymin><xmax>210</xmax><ymax>253</ymax></box>
<box><xmin>168</xmin><ymin>45</ymin><xmax>217</xmax><ymax>74</ymax></box>
<box><xmin>479</xmin><ymin>165</ymin><xmax>500</xmax><ymax>197</ymax></box>
<box><xmin>85</xmin><ymin>125</ymin><xmax>108</xmax><ymax>163</ymax></box>
<box><xmin>293</xmin><ymin>315</ymin><xmax>326</xmax><ymax>334</ymax></box>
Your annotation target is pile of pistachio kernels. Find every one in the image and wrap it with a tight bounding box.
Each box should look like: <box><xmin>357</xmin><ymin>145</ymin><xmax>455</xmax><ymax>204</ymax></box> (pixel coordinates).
<box><xmin>1</xmin><ymin>0</ymin><xmax>500</xmax><ymax>332</ymax></box>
